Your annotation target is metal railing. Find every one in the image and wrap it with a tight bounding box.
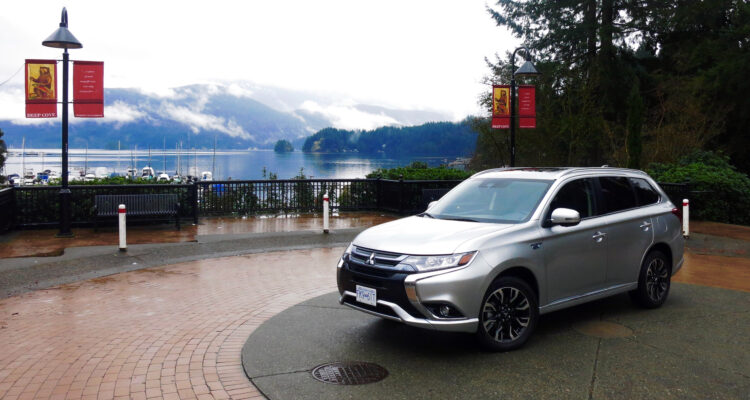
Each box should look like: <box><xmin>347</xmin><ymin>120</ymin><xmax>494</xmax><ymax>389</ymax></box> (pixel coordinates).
<box><xmin>13</xmin><ymin>184</ymin><xmax>195</xmax><ymax>228</ymax></box>
<box><xmin>0</xmin><ymin>187</ymin><xmax>14</xmax><ymax>233</ymax></box>
<box><xmin>3</xmin><ymin>179</ymin><xmax>692</xmax><ymax>229</ymax></box>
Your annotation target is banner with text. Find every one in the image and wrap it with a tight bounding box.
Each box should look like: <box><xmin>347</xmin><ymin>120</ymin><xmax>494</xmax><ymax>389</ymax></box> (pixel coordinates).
<box><xmin>491</xmin><ymin>85</ymin><xmax>510</xmax><ymax>129</ymax></box>
<box><xmin>73</xmin><ymin>61</ymin><xmax>104</xmax><ymax>117</ymax></box>
<box><xmin>25</xmin><ymin>59</ymin><xmax>57</xmax><ymax>118</ymax></box>
<box><xmin>518</xmin><ymin>85</ymin><xmax>536</xmax><ymax>129</ymax></box>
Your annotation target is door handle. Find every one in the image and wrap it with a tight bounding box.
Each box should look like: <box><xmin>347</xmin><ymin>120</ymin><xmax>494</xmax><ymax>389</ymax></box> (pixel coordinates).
<box><xmin>640</xmin><ymin>221</ymin><xmax>652</xmax><ymax>231</ymax></box>
<box><xmin>592</xmin><ymin>231</ymin><xmax>607</xmax><ymax>242</ymax></box>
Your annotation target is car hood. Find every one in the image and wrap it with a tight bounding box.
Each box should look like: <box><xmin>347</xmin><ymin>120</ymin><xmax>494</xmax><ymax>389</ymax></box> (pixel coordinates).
<box><xmin>352</xmin><ymin>216</ymin><xmax>514</xmax><ymax>255</ymax></box>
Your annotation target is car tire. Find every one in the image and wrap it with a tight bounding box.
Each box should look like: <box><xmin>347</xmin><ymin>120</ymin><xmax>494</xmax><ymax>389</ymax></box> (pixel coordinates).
<box><xmin>629</xmin><ymin>250</ymin><xmax>671</xmax><ymax>309</ymax></box>
<box><xmin>476</xmin><ymin>276</ymin><xmax>538</xmax><ymax>352</ymax></box>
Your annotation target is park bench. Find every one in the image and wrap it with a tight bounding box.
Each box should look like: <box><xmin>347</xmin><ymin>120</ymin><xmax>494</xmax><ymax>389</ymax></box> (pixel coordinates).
<box><xmin>94</xmin><ymin>194</ymin><xmax>180</xmax><ymax>231</ymax></box>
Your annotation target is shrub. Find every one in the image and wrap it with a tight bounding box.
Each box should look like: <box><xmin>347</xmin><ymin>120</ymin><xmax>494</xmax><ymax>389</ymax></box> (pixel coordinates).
<box><xmin>648</xmin><ymin>151</ymin><xmax>750</xmax><ymax>225</ymax></box>
<box><xmin>367</xmin><ymin>162</ymin><xmax>472</xmax><ymax>180</ymax></box>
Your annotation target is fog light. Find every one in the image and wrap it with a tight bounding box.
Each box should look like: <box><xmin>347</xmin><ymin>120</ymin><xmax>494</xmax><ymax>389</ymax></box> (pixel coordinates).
<box><xmin>439</xmin><ymin>305</ymin><xmax>451</xmax><ymax>317</ymax></box>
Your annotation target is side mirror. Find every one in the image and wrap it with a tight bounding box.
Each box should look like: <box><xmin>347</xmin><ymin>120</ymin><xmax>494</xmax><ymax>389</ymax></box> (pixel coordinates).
<box><xmin>549</xmin><ymin>208</ymin><xmax>581</xmax><ymax>227</ymax></box>
<box><xmin>427</xmin><ymin>201</ymin><xmax>438</xmax><ymax>210</ymax></box>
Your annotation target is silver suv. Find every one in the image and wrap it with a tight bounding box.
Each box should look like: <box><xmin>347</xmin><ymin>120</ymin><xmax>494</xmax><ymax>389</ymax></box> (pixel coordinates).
<box><xmin>337</xmin><ymin>167</ymin><xmax>684</xmax><ymax>351</ymax></box>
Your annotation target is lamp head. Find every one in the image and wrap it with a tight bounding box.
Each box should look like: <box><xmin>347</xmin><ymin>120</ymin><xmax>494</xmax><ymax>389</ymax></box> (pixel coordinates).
<box><xmin>42</xmin><ymin>8</ymin><xmax>82</xmax><ymax>49</ymax></box>
<box><xmin>514</xmin><ymin>60</ymin><xmax>540</xmax><ymax>77</ymax></box>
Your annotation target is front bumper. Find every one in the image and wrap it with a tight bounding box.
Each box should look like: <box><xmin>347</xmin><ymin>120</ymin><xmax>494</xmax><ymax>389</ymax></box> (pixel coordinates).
<box><xmin>337</xmin><ymin>257</ymin><xmax>481</xmax><ymax>333</ymax></box>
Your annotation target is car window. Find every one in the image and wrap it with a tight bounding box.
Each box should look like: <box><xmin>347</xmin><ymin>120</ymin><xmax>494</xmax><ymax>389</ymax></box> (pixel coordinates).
<box><xmin>548</xmin><ymin>178</ymin><xmax>595</xmax><ymax>218</ymax></box>
<box><xmin>629</xmin><ymin>178</ymin><xmax>660</xmax><ymax>206</ymax></box>
<box><xmin>598</xmin><ymin>176</ymin><xmax>637</xmax><ymax>213</ymax></box>
<box><xmin>429</xmin><ymin>178</ymin><xmax>552</xmax><ymax>223</ymax></box>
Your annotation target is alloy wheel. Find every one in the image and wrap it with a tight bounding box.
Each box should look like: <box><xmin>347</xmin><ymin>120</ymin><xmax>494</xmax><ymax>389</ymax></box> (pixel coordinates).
<box><xmin>481</xmin><ymin>286</ymin><xmax>531</xmax><ymax>343</ymax></box>
<box><xmin>645</xmin><ymin>257</ymin><xmax>669</xmax><ymax>302</ymax></box>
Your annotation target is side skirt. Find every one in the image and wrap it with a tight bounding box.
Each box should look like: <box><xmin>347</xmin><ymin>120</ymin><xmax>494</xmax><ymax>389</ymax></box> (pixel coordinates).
<box><xmin>539</xmin><ymin>283</ymin><xmax>637</xmax><ymax>315</ymax></box>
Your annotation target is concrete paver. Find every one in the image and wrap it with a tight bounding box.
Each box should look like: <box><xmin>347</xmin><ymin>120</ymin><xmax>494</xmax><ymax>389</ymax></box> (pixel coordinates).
<box><xmin>0</xmin><ymin>248</ymin><xmax>342</xmax><ymax>400</ymax></box>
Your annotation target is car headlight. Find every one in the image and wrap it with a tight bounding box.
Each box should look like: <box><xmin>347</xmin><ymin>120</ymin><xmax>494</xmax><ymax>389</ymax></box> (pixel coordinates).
<box><xmin>338</xmin><ymin>243</ymin><xmax>354</xmax><ymax>268</ymax></box>
<box><xmin>398</xmin><ymin>251</ymin><xmax>476</xmax><ymax>272</ymax></box>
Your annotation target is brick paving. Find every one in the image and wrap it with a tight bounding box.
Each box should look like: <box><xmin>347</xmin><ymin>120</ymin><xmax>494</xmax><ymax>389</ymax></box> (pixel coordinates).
<box><xmin>0</xmin><ymin>247</ymin><xmax>342</xmax><ymax>399</ymax></box>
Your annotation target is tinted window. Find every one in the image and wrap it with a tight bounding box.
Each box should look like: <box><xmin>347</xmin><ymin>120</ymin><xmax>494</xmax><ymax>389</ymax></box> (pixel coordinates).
<box><xmin>599</xmin><ymin>177</ymin><xmax>637</xmax><ymax>213</ymax></box>
<box><xmin>548</xmin><ymin>179</ymin><xmax>595</xmax><ymax>218</ymax></box>
<box><xmin>629</xmin><ymin>178</ymin><xmax>659</xmax><ymax>206</ymax></box>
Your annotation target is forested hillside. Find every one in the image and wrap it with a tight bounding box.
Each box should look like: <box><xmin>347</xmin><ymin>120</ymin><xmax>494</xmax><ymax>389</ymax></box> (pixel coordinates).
<box><xmin>474</xmin><ymin>0</ymin><xmax>750</xmax><ymax>173</ymax></box>
<box><xmin>302</xmin><ymin>121</ymin><xmax>477</xmax><ymax>157</ymax></box>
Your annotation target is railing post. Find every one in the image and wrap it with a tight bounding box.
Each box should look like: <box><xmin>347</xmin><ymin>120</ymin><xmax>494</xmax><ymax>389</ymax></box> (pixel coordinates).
<box><xmin>11</xmin><ymin>187</ymin><xmax>18</xmax><ymax>230</ymax></box>
<box><xmin>192</xmin><ymin>182</ymin><xmax>199</xmax><ymax>225</ymax></box>
<box><xmin>398</xmin><ymin>174</ymin><xmax>404</xmax><ymax>214</ymax></box>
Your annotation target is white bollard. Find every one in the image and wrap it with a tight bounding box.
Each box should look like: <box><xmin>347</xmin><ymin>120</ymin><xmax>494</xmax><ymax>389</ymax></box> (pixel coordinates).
<box><xmin>118</xmin><ymin>204</ymin><xmax>127</xmax><ymax>252</ymax></box>
<box><xmin>682</xmin><ymin>199</ymin><xmax>689</xmax><ymax>238</ymax></box>
<box><xmin>323</xmin><ymin>193</ymin><xmax>330</xmax><ymax>234</ymax></box>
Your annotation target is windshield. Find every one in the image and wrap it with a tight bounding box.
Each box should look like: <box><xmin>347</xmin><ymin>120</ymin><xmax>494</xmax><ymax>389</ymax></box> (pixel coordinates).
<box><xmin>428</xmin><ymin>178</ymin><xmax>553</xmax><ymax>223</ymax></box>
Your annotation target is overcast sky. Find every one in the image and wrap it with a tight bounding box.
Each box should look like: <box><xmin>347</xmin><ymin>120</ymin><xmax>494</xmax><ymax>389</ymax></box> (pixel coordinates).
<box><xmin>0</xmin><ymin>0</ymin><xmax>517</xmax><ymax>125</ymax></box>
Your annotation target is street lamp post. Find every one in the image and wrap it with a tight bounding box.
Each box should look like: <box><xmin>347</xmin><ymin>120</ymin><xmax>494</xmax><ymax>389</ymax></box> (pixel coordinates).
<box><xmin>42</xmin><ymin>8</ymin><xmax>82</xmax><ymax>237</ymax></box>
<box><xmin>509</xmin><ymin>46</ymin><xmax>540</xmax><ymax>167</ymax></box>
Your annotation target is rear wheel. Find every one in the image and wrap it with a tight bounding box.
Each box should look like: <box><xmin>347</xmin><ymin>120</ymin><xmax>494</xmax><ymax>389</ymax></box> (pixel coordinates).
<box><xmin>630</xmin><ymin>250</ymin><xmax>671</xmax><ymax>308</ymax></box>
<box><xmin>477</xmin><ymin>277</ymin><xmax>538</xmax><ymax>351</ymax></box>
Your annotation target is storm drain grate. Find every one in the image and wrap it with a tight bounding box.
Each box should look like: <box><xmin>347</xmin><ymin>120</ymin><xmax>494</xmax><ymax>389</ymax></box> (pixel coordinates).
<box><xmin>311</xmin><ymin>361</ymin><xmax>388</xmax><ymax>385</ymax></box>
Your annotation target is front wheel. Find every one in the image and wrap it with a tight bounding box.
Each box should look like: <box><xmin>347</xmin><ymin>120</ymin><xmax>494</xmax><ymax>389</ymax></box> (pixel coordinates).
<box><xmin>629</xmin><ymin>250</ymin><xmax>671</xmax><ymax>308</ymax></box>
<box><xmin>477</xmin><ymin>277</ymin><xmax>539</xmax><ymax>352</ymax></box>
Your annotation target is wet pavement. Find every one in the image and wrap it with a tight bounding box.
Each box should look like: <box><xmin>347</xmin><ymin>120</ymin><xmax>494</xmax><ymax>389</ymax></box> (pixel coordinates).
<box><xmin>0</xmin><ymin>213</ymin><xmax>397</xmax><ymax>259</ymax></box>
<box><xmin>0</xmin><ymin>216</ymin><xmax>748</xmax><ymax>399</ymax></box>
<box><xmin>243</xmin><ymin>286</ymin><xmax>749</xmax><ymax>400</ymax></box>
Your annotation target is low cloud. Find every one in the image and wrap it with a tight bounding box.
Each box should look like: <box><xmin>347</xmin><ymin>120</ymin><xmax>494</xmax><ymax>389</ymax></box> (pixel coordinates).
<box><xmin>299</xmin><ymin>100</ymin><xmax>400</xmax><ymax>131</ymax></box>
<box><xmin>159</xmin><ymin>103</ymin><xmax>252</xmax><ymax>140</ymax></box>
<box><xmin>226</xmin><ymin>83</ymin><xmax>254</xmax><ymax>98</ymax></box>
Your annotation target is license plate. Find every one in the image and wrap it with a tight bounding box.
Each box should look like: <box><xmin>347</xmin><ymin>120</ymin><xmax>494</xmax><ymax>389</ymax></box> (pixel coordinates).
<box><xmin>356</xmin><ymin>285</ymin><xmax>377</xmax><ymax>306</ymax></box>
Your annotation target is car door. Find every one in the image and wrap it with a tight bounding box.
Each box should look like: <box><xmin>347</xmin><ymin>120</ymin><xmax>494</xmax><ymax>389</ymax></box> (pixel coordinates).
<box><xmin>597</xmin><ymin>176</ymin><xmax>655</xmax><ymax>287</ymax></box>
<box><xmin>541</xmin><ymin>178</ymin><xmax>608</xmax><ymax>303</ymax></box>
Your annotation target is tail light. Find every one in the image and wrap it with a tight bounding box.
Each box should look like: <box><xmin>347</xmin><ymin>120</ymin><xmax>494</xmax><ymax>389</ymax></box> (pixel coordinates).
<box><xmin>671</xmin><ymin>207</ymin><xmax>682</xmax><ymax>223</ymax></box>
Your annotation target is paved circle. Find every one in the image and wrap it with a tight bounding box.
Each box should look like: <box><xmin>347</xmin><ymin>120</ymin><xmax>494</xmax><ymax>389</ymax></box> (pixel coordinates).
<box><xmin>0</xmin><ymin>247</ymin><xmax>342</xmax><ymax>400</ymax></box>
<box><xmin>242</xmin><ymin>288</ymin><xmax>750</xmax><ymax>400</ymax></box>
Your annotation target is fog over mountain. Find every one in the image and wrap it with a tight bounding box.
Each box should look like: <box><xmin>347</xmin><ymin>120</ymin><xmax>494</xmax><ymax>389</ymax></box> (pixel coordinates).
<box><xmin>0</xmin><ymin>82</ymin><xmax>452</xmax><ymax>150</ymax></box>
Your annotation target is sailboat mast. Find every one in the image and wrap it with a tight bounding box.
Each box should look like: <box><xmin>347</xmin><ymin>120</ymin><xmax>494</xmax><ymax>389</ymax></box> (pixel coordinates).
<box><xmin>21</xmin><ymin>136</ymin><xmax>25</xmax><ymax>179</ymax></box>
<box><xmin>212</xmin><ymin>136</ymin><xmax>216</xmax><ymax>179</ymax></box>
<box><xmin>117</xmin><ymin>140</ymin><xmax>121</xmax><ymax>175</ymax></box>
<box><xmin>84</xmin><ymin>144</ymin><xmax>88</xmax><ymax>175</ymax></box>
<box><xmin>163</xmin><ymin>137</ymin><xmax>166</xmax><ymax>173</ymax></box>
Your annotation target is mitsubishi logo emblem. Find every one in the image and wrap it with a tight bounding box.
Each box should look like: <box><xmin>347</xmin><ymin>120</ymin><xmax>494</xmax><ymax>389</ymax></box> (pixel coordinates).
<box><xmin>367</xmin><ymin>252</ymin><xmax>376</xmax><ymax>265</ymax></box>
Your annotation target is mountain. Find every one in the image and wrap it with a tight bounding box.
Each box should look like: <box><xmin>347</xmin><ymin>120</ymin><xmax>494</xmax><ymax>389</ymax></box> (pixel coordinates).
<box><xmin>0</xmin><ymin>83</ymin><xmax>454</xmax><ymax>150</ymax></box>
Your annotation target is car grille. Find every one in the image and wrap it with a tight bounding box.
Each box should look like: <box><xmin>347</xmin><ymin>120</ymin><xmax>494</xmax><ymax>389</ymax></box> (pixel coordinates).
<box><xmin>349</xmin><ymin>246</ymin><xmax>414</xmax><ymax>274</ymax></box>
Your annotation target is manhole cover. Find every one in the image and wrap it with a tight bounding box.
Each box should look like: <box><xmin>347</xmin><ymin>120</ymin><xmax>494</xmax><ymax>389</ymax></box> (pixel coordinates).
<box><xmin>311</xmin><ymin>361</ymin><xmax>388</xmax><ymax>385</ymax></box>
<box><xmin>573</xmin><ymin>320</ymin><xmax>633</xmax><ymax>338</ymax></box>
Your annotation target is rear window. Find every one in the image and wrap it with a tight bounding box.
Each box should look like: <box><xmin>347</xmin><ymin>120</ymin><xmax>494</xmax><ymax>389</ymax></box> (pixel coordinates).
<box><xmin>629</xmin><ymin>178</ymin><xmax>660</xmax><ymax>206</ymax></box>
<box><xmin>598</xmin><ymin>177</ymin><xmax>637</xmax><ymax>214</ymax></box>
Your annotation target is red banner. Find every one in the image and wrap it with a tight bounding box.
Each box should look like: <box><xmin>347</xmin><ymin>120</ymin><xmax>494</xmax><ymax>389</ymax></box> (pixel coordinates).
<box><xmin>73</xmin><ymin>61</ymin><xmax>104</xmax><ymax>118</ymax></box>
<box><xmin>491</xmin><ymin>85</ymin><xmax>510</xmax><ymax>129</ymax></box>
<box><xmin>518</xmin><ymin>85</ymin><xmax>536</xmax><ymax>129</ymax></box>
<box><xmin>25</xmin><ymin>59</ymin><xmax>57</xmax><ymax>118</ymax></box>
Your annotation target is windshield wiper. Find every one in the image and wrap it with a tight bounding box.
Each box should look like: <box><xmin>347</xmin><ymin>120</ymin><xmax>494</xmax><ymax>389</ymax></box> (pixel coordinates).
<box><xmin>442</xmin><ymin>217</ymin><xmax>479</xmax><ymax>222</ymax></box>
<box><xmin>417</xmin><ymin>212</ymin><xmax>436</xmax><ymax>218</ymax></box>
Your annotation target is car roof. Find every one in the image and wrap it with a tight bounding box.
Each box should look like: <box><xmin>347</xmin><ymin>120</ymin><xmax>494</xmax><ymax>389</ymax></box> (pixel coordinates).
<box><xmin>470</xmin><ymin>167</ymin><xmax>650</xmax><ymax>180</ymax></box>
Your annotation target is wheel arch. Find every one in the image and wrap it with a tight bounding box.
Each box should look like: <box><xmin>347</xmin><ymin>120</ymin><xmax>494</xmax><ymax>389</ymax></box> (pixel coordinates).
<box><xmin>497</xmin><ymin>266</ymin><xmax>540</xmax><ymax>301</ymax></box>
<box><xmin>647</xmin><ymin>242</ymin><xmax>673</xmax><ymax>273</ymax></box>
